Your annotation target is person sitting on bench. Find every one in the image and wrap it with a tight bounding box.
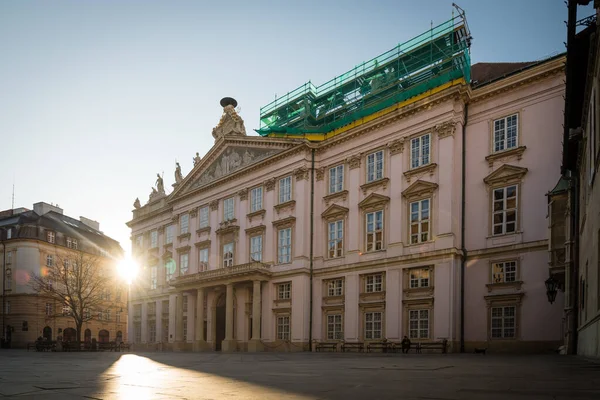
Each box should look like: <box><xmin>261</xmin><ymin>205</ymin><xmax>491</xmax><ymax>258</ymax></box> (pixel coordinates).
<box><xmin>401</xmin><ymin>336</ymin><xmax>411</xmax><ymax>354</ymax></box>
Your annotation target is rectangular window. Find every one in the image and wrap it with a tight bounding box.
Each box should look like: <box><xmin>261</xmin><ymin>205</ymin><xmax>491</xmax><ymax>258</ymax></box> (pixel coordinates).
<box><xmin>493</xmin><ymin>185</ymin><xmax>518</xmax><ymax>235</ymax></box>
<box><xmin>6</xmin><ymin>251</ymin><xmax>12</xmax><ymax>265</ymax></box>
<box><xmin>183</xmin><ymin>295</ymin><xmax>188</xmax><ymax>312</ymax></box>
<box><xmin>365</xmin><ymin>312</ymin><xmax>382</xmax><ymax>340</ymax></box>
<box><xmin>329</xmin><ymin>165</ymin><xmax>344</xmax><ymax>193</ymax></box>
<box><xmin>366</xmin><ymin>150</ymin><xmax>384</xmax><ymax>182</ymax></box>
<box><xmin>150</xmin><ymin>230</ymin><xmax>158</xmax><ymax>248</ymax></box>
<box><xmin>180</xmin><ymin>214</ymin><xmax>189</xmax><ymax>235</ymax></box>
<box><xmin>278</xmin><ymin>228</ymin><xmax>292</xmax><ymax>264</ymax></box>
<box><xmin>63</xmin><ymin>304</ymin><xmax>70</xmax><ymax>316</ymax></box>
<box><xmin>199</xmin><ymin>206</ymin><xmax>209</xmax><ymax>228</ymax></box>
<box><xmin>491</xmin><ymin>306</ymin><xmax>516</xmax><ymax>338</ymax></box>
<box><xmin>493</xmin><ymin>114</ymin><xmax>518</xmax><ymax>152</ymax></box>
<box><xmin>105</xmin><ymin>310</ymin><xmax>111</xmax><ymax>321</ymax></box>
<box><xmin>67</xmin><ymin>237</ymin><xmax>73</xmax><ymax>248</ymax></box>
<box><xmin>148</xmin><ymin>322</ymin><xmax>156</xmax><ymax>343</ymax></box>
<box><xmin>150</xmin><ymin>265</ymin><xmax>157</xmax><ymax>289</ymax></box>
<box><xmin>250</xmin><ymin>235</ymin><xmax>263</xmax><ymax>262</ymax></box>
<box><xmin>409</xmin><ymin>268</ymin><xmax>430</xmax><ymax>288</ymax></box>
<box><xmin>250</xmin><ymin>187</ymin><xmax>263</xmax><ymax>212</ymax></box>
<box><xmin>409</xmin><ymin>309</ymin><xmax>430</xmax><ymax>339</ymax></box>
<box><xmin>6</xmin><ymin>229</ymin><xmax>11</xmax><ymax>239</ymax></box>
<box><xmin>327</xmin><ymin>279</ymin><xmax>343</xmax><ymax>297</ymax></box>
<box><xmin>46</xmin><ymin>254</ymin><xmax>53</xmax><ymax>267</ymax></box>
<box><xmin>277</xmin><ymin>316</ymin><xmax>290</xmax><ymax>340</ymax></box>
<box><xmin>45</xmin><ymin>302</ymin><xmax>52</xmax><ymax>316</ymax></box>
<box><xmin>84</xmin><ymin>308</ymin><xmax>90</xmax><ymax>319</ymax></box>
<box><xmin>492</xmin><ymin>261</ymin><xmax>517</xmax><ymax>283</ymax></box>
<box><xmin>410</xmin><ymin>199</ymin><xmax>430</xmax><ymax>244</ymax></box>
<box><xmin>183</xmin><ymin>317</ymin><xmax>188</xmax><ymax>341</ymax></box>
<box><xmin>279</xmin><ymin>176</ymin><xmax>292</xmax><ymax>204</ymax></box>
<box><xmin>223</xmin><ymin>197</ymin><xmax>235</xmax><ymax>221</ymax></box>
<box><xmin>327</xmin><ymin>314</ymin><xmax>343</xmax><ymax>340</ymax></box>
<box><xmin>223</xmin><ymin>243</ymin><xmax>234</xmax><ymax>268</ymax></box>
<box><xmin>135</xmin><ymin>235</ymin><xmax>143</xmax><ymax>248</ymax></box>
<box><xmin>366</xmin><ymin>210</ymin><xmax>384</xmax><ymax>251</ymax></box>
<box><xmin>134</xmin><ymin>323</ymin><xmax>141</xmax><ymax>343</ymax></box>
<box><xmin>166</xmin><ymin>263</ymin><xmax>174</xmax><ymax>281</ymax></box>
<box><xmin>328</xmin><ymin>220</ymin><xmax>344</xmax><ymax>258</ymax></box>
<box><xmin>47</xmin><ymin>231</ymin><xmax>55</xmax><ymax>243</ymax></box>
<box><xmin>166</xmin><ymin>225</ymin><xmax>174</xmax><ymax>244</ymax></box>
<box><xmin>5</xmin><ymin>270</ymin><xmax>11</xmax><ymax>290</ymax></box>
<box><xmin>278</xmin><ymin>282</ymin><xmax>291</xmax><ymax>300</ymax></box>
<box><xmin>199</xmin><ymin>248</ymin><xmax>209</xmax><ymax>271</ymax></box>
<box><xmin>116</xmin><ymin>310</ymin><xmax>121</xmax><ymax>323</ymax></box>
<box><xmin>410</xmin><ymin>133</ymin><xmax>431</xmax><ymax>169</ymax></box>
<box><xmin>5</xmin><ymin>301</ymin><xmax>10</xmax><ymax>314</ymax></box>
<box><xmin>179</xmin><ymin>253</ymin><xmax>189</xmax><ymax>275</ymax></box>
<box><xmin>366</xmin><ymin>274</ymin><xmax>383</xmax><ymax>293</ymax></box>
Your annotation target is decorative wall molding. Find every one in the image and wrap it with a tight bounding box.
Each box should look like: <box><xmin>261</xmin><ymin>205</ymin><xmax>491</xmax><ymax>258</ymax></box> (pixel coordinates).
<box><xmin>347</xmin><ymin>154</ymin><xmax>362</xmax><ymax>169</ymax></box>
<box><xmin>388</xmin><ymin>138</ymin><xmax>405</xmax><ymax>155</ymax></box>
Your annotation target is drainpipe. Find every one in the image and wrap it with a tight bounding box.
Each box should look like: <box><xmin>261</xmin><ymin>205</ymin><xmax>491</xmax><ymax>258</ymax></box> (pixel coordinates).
<box><xmin>569</xmin><ymin>174</ymin><xmax>580</xmax><ymax>354</ymax></box>
<box><xmin>309</xmin><ymin>148</ymin><xmax>315</xmax><ymax>351</ymax></box>
<box><xmin>460</xmin><ymin>103</ymin><xmax>468</xmax><ymax>353</ymax></box>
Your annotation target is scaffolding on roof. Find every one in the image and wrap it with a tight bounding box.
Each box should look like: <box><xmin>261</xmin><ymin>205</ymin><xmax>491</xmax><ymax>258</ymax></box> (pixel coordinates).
<box><xmin>256</xmin><ymin>12</ymin><xmax>472</xmax><ymax>137</ymax></box>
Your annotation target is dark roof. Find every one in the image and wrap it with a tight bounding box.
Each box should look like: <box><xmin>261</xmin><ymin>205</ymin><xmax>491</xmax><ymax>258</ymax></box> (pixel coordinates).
<box><xmin>471</xmin><ymin>54</ymin><xmax>565</xmax><ymax>88</ymax></box>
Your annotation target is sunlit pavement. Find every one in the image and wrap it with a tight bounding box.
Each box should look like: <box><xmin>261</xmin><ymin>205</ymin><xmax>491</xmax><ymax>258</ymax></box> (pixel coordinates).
<box><xmin>0</xmin><ymin>351</ymin><xmax>599</xmax><ymax>399</ymax></box>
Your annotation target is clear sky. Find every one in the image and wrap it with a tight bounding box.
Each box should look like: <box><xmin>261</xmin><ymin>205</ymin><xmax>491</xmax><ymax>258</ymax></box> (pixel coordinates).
<box><xmin>0</xmin><ymin>0</ymin><xmax>592</xmax><ymax>255</ymax></box>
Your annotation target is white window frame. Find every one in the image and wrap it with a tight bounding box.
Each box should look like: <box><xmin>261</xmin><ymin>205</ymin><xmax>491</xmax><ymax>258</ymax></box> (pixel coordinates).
<box><xmin>223</xmin><ymin>242</ymin><xmax>234</xmax><ymax>268</ymax></box>
<box><xmin>492</xmin><ymin>185</ymin><xmax>518</xmax><ymax>236</ymax></box>
<box><xmin>491</xmin><ymin>306</ymin><xmax>516</xmax><ymax>339</ymax></box>
<box><xmin>223</xmin><ymin>197</ymin><xmax>235</xmax><ymax>221</ymax></box>
<box><xmin>150</xmin><ymin>230</ymin><xmax>158</xmax><ymax>248</ymax></box>
<box><xmin>493</xmin><ymin>113</ymin><xmax>518</xmax><ymax>153</ymax></box>
<box><xmin>365</xmin><ymin>274</ymin><xmax>383</xmax><ymax>293</ymax></box>
<box><xmin>276</xmin><ymin>316</ymin><xmax>290</xmax><ymax>340</ymax></box>
<box><xmin>365</xmin><ymin>210</ymin><xmax>384</xmax><ymax>252</ymax></box>
<box><xmin>6</xmin><ymin>251</ymin><xmax>11</xmax><ymax>265</ymax></box>
<box><xmin>46</xmin><ymin>254</ymin><xmax>54</xmax><ymax>267</ymax></box>
<box><xmin>279</xmin><ymin>176</ymin><xmax>292</xmax><ymax>204</ymax></box>
<box><xmin>183</xmin><ymin>317</ymin><xmax>188</xmax><ymax>341</ymax></box>
<box><xmin>180</xmin><ymin>214</ymin><xmax>190</xmax><ymax>235</ymax></box>
<box><xmin>179</xmin><ymin>253</ymin><xmax>189</xmax><ymax>275</ymax></box>
<box><xmin>410</xmin><ymin>133</ymin><xmax>431</xmax><ymax>169</ymax></box>
<box><xmin>329</xmin><ymin>165</ymin><xmax>344</xmax><ymax>194</ymax></box>
<box><xmin>148</xmin><ymin>322</ymin><xmax>156</xmax><ymax>343</ymax></box>
<box><xmin>150</xmin><ymin>265</ymin><xmax>158</xmax><ymax>289</ymax></box>
<box><xmin>410</xmin><ymin>199</ymin><xmax>430</xmax><ymax>244</ymax></box>
<box><xmin>409</xmin><ymin>309</ymin><xmax>430</xmax><ymax>339</ymax></box>
<box><xmin>327</xmin><ymin>279</ymin><xmax>343</xmax><ymax>297</ymax></box>
<box><xmin>278</xmin><ymin>282</ymin><xmax>291</xmax><ymax>300</ymax></box>
<box><xmin>199</xmin><ymin>206</ymin><xmax>209</xmax><ymax>228</ymax></box>
<box><xmin>199</xmin><ymin>248</ymin><xmax>209</xmax><ymax>271</ymax></box>
<box><xmin>328</xmin><ymin>220</ymin><xmax>344</xmax><ymax>258</ymax></box>
<box><xmin>250</xmin><ymin>235</ymin><xmax>263</xmax><ymax>262</ymax></box>
<box><xmin>45</xmin><ymin>302</ymin><xmax>52</xmax><ymax>316</ymax></box>
<box><xmin>47</xmin><ymin>231</ymin><xmax>55</xmax><ymax>244</ymax></box>
<box><xmin>366</xmin><ymin>150</ymin><xmax>384</xmax><ymax>183</ymax></box>
<box><xmin>409</xmin><ymin>268</ymin><xmax>430</xmax><ymax>288</ymax></box>
<box><xmin>364</xmin><ymin>311</ymin><xmax>382</xmax><ymax>340</ymax></box>
<box><xmin>6</xmin><ymin>229</ymin><xmax>11</xmax><ymax>239</ymax></box>
<box><xmin>327</xmin><ymin>314</ymin><xmax>343</xmax><ymax>340</ymax></box>
<box><xmin>492</xmin><ymin>261</ymin><xmax>517</xmax><ymax>284</ymax></box>
<box><xmin>250</xmin><ymin>187</ymin><xmax>263</xmax><ymax>213</ymax></box>
<box><xmin>278</xmin><ymin>228</ymin><xmax>292</xmax><ymax>264</ymax></box>
<box><xmin>166</xmin><ymin>225</ymin><xmax>174</xmax><ymax>244</ymax></box>
<box><xmin>67</xmin><ymin>237</ymin><xmax>73</xmax><ymax>248</ymax></box>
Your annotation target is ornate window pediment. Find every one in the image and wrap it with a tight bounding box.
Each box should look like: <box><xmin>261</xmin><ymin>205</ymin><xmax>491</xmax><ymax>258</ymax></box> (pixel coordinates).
<box><xmin>358</xmin><ymin>193</ymin><xmax>390</xmax><ymax>210</ymax></box>
<box><xmin>321</xmin><ymin>204</ymin><xmax>349</xmax><ymax>220</ymax></box>
<box><xmin>402</xmin><ymin>179</ymin><xmax>438</xmax><ymax>200</ymax></box>
<box><xmin>483</xmin><ymin>164</ymin><xmax>528</xmax><ymax>186</ymax></box>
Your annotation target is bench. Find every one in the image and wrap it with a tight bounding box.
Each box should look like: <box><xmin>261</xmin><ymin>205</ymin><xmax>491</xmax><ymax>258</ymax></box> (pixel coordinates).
<box><xmin>367</xmin><ymin>341</ymin><xmax>392</xmax><ymax>353</ymax></box>
<box><xmin>415</xmin><ymin>339</ymin><xmax>448</xmax><ymax>354</ymax></box>
<box><xmin>341</xmin><ymin>342</ymin><xmax>364</xmax><ymax>352</ymax></box>
<box><xmin>315</xmin><ymin>342</ymin><xmax>338</xmax><ymax>352</ymax></box>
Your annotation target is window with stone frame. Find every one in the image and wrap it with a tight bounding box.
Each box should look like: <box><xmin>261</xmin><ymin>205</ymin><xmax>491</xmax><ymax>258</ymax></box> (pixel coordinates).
<box><xmin>410</xmin><ymin>133</ymin><xmax>431</xmax><ymax>169</ymax></box>
<box><xmin>135</xmin><ymin>234</ymin><xmax>143</xmax><ymax>249</ymax></box>
<box><xmin>278</xmin><ymin>282</ymin><xmax>291</xmax><ymax>300</ymax></box>
<box><xmin>150</xmin><ymin>265</ymin><xmax>158</xmax><ymax>289</ymax></box>
<box><xmin>6</xmin><ymin>228</ymin><xmax>12</xmax><ymax>239</ymax></box>
<box><xmin>67</xmin><ymin>237</ymin><xmax>78</xmax><ymax>249</ymax></box>
<box><xmin>6</xmin><ymin>251</ymin><xmax>11</xmax><ymax>265</ymax></box>
<box><xmin>5</xmin><ymin>269</ymin><xmax>11</xmax><ymax>290</ymax></box>
<box><xmin>250</xmin><ymin>187</ymin><xmax>263</xmax><ymax>213</ymax></box>
<box><xmin>366</xmin><ymin>150</ymin><xmax>384</xmax><ymax>183</ymax></box>
<box><xmin>250</xmin><ymin>235</ymin><xmax>263</xmax><ymax>262</ymax></box>
<box><xmin>493</xmin><ymin>113</ymin><xmax>518</xmax><ymax>153</ymax></box>
<box><xmin>223</xmin><ymin>242</ymin><xmax>234</xmax><ymax>268</ymax></box>
<box><xmin>116</xmin><ymin>310</ymin><xmax>121</xmax><ymax>323</ymax></box>
<box><xmin>199</xmin><ymin>248</ymin><xmax>209</xmax><ymax>271</ymax></box>
<box><xmin>62</xmin><ymin>304</ymin><xmax>71</xmax><ymax>316</ymax></box>
<box><xmin>134</xmin><ymin>323</ymin><xmax>141</xmax><ymax>343</ymax></box>
<box><xmin>45</xmin><ymin>302</ymin><xmax>52</xmax><ymax>316</ymax></box>
<box><xmin>223</xmin><ymin>197</ymin><xmax>235</xmax><ymax>221</ymax></box>
<box><xmin>409</xmin><ymin>268</ymin><xmax>430</xmax><ymax>288</ymax></box>
<box><xmin>183</xmin><ymin>295</ymin><xmax>188</xmax><ymax>312</ymax></box>
<box><xmin>150</xmin><ymin>230</ymin><xmax>158</xmax><ymax>248</ymax></box>
<box><xmin>278</xmin><ymin>227</ymin><xmax>292</xmax><ymax>264</ymax></box>
<box><xmin>491</xmin><ymin>306</ymin><xmax>516</xmax><ymax>339</ymax></box>
<box><xmin>183</xmin><ymin>317</ymin><xmax>188</xmax><ymax>341</ymax></box>
<box><xmin>279</xmin><ymin>176</ymin><xmax>292</xmax><ymax>204</ymax></box>
<box><xmin>492</xmin><ymin>185</ymin><xmax>518</xmax><ymax>235</ymax></box>
<box><xmin>46</xmin><ymin>254</ymin><xmax>53</xmax><ymax>267</ymax></box>
<box><xmin>105</xmin><ymin>309</ymin><xmax>111</xmax><ymax>321</ymax></box>
<box><xmin>364</xmin><ymin>311</ymin><xmax>382</xmax><ymax>340</ymax></box>
<box><xmin>166</xmin><ymin>225</ymin><xmax>175</xmax><ymax>244</ymax></box>
<box><xmin>327</xmin><ymin>314</ymin><xmax>343</xmax><ymax>340</ymax></box>
<box><xmin>180</xmin><ymin>214</ymin><xmax>190</xmax><ymax>235</ymax></box>
<box><xmin>327</xmin><ymin>279</ymin><xmax>343</xmax><ymax>297</ymax></box>
<box><xmin>409</xmin><ymin>309</ymin><xmax>430</xmax><ymax>339</ymax></box>
<box><xmin>47</xmin><ymin>231</ymin><xmax>55</xmax><ymax>244</ymax></box>
<box><xmin>491</xmin><ymin>261</ymin><xmax>517</xmax><ymax>284</ymax></box>
<box><xmin>410</xmin><ymin>198</ymin><xmax>430</xmax><ymax>244</ymax></box>
<box><xmin>329</xmin><ymin>164</ymin><xmax>344</xmax><ymax>194</ymax></box>
<box><xmin>199</xmin><ymin>206</ymin><xmax>210</xmax><ymax>228</ymax></box>
<box><xmin>276</xmin><ymin>315</ymin><xmax>290</xmax><ymax>340</ymax></box>
<box><xmin>365</xmin><ymin>210</ymin><xmax>384</xmax><ymax>251</ymax></box>
<box><xmin>328</xmin><ymin>220</ymin><xmax>344</xmax><ymax>258</ymax></box>
<box><xmin>365</xmin><ymin>273</ymin><xmax>383</xmax><ymax>293</ymax></box>
<box><xmin>179</xmin><ymin>253</ymin><xmax>189</xmax><ymax>275</ymax></box>
<box><xmin>148</xmin><ymin>322</ymin><xmax>156</xmax><ymax>342</ymax></box>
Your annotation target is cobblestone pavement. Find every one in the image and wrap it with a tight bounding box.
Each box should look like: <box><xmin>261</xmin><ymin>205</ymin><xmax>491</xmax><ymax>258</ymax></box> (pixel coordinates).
<box><xmin>0</xmin><ymin>350</ymin><xmax>599</xmax><ymax>399</ymax></box>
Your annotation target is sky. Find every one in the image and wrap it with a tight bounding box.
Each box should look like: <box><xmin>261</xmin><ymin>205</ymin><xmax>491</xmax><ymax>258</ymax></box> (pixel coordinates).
<box><xmin>0</xmin><ymin>0</ymin><xmax>593</xmax><ymax>256</ymax></box>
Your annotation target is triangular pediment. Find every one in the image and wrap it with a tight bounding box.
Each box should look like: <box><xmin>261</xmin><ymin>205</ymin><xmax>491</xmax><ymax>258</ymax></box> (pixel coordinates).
<box><xmin>358</xmin><ymin>193</ymin><xmax>390</xmax><ymax>209</ymax></box>
<box><xmin>483</xmin><ymin>164</ymin><xmax>528</xmax><ymax>186</ymax></box>
<box><xmin>170</xmin><ymin>137</ymin><xmax>301</xmax><ymax>199</ymax></box>
<box><xmin>321</xmin><ymin>204</ymin><xmax>349</xmax><ymax>219</ymax></box>
<box><xmin>402</xmin><ymin>179</ymin><xmax>438</xmax><ymax>199</ymax></box>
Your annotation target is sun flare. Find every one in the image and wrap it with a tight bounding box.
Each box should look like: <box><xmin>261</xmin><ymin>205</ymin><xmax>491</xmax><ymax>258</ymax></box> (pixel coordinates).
<box><xmin>117</xmin><ymin>256</ymin><xmax>139</xmax><ymax>284</ymax></box>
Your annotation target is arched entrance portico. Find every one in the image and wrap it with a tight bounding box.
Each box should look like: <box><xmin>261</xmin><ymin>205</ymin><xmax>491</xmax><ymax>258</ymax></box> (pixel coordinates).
<box><xmin>98</xmin><ymin>329</ymin><xmax>109</xmax><ymax>343</ymax></box>
<box><xmin>43</xmin><ymin>326</ymin><xmax>52</xmax><ymax>341</ymax></box>
<box><xmin>215</xmin><ymin>294</ymin><xmax>226</xmax><ymax>351</ymax></box>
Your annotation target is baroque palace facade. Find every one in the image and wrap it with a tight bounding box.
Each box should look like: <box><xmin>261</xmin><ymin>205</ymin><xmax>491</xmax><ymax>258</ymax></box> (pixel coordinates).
<box><xmin>127</xmin><ymin>52</ymin><xmax>566</xmax><ymax>352</ymax></box>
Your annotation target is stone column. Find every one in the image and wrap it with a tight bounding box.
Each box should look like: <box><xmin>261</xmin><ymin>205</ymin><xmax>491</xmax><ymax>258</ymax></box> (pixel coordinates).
<box><xmin>221</xmin><ymin>283</ymin><xmax>237</xmax><ymax>351</ymax></box>
<box><xmin>174</xmin><ymin>293</ymin><xmax>184</xmax><ymax>350</ymax></box>
<box><xmin>248</xmin><ymin>280</ymin><xmax>264</xmax><ymax>352</ymax></box>
<box><xmin>194</xmin><ymin>287</ymin><xmax>210</xmax><ymax>351</ymax></box>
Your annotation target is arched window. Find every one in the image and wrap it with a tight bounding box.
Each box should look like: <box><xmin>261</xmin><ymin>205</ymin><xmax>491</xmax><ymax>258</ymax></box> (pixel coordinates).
<box><xmin>84</xmin><ymin>329</ymin><xmax>92</xmax><ymax>343</ymax></box>
<box><xmin>98</xmin><ymin>329</ymin><xmax>110</xmax><ymax>343</ymax></box>
<box><xmin>63</xmin><ymin>328</ymin><xmax>76</xmax><ymax>342</ymax></box>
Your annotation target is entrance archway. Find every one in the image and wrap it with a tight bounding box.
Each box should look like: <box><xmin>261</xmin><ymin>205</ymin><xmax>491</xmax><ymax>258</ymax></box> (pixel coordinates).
<box><xmin>84</xmin><ymin>329</ymin><xmax>91</xmax><ymax>342</ymax></box>
<box><xmin>98</xmin><ymin>329</ymin><xmax>109</xmax><ymax>343</ymax></box>
<box><xmin>43</xmin><ymin>326</ymin><xmax>52</xmax><ymax>341</ymax></box>
<box><xmin>63</xmin><ymin>328</ymin><xmax>76</xmax><ymax>342</ymax></box>
<box><xmin>215</xmin><ymin>294</ymin><xmax>226</xmax><ymax>351</ymax></box>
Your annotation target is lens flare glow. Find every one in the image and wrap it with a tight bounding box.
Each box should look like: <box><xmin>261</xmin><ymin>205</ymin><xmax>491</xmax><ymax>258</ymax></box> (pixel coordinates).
<box><xmin>117</xmin><ymin>256</ymin><xmax>139</xmax><ymax>284</ymax></box>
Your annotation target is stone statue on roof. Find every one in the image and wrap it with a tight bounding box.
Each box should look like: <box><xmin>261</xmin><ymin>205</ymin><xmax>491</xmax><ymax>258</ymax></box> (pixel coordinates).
<box><xmin>174</xmin><ymin>162</ymin><xmax>183</xmax><ymax>184</ymax></box>
<box><xmin>193</xmin><ymin>152</ymin><xmax>201</xmax><ymax>166</ymax></box>
<box><xmin>155</xmin><ymin>173</ymin><xmax>165</xmax><ymax>194</ymax></box>
<box><xmin>212</xmin><ymin>97</ymin><xmax>246</xmax><ymax>139</ymax></box>
<box><xmin>133</xmin><ymin>198</ymin><xmax>141</xmax><ymax>209</ymax></box>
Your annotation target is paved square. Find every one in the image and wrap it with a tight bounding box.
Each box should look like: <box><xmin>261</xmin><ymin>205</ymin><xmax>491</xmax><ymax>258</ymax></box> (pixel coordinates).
<box><xmin>0</xmin><ymin>350</ymin><xmax>599</xmax><ymax>399</ymax></box>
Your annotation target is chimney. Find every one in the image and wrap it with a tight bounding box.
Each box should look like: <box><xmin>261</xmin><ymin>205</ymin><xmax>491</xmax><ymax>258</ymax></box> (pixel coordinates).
<box><xmin>80</xmin><ymin>216</ymin><xmax>100</xmax><ymax>231</ymax></box>
<box><xmin>33</xmin><ymin>202</ymin><xmax>64</xmax><ymax>216</ymax></box>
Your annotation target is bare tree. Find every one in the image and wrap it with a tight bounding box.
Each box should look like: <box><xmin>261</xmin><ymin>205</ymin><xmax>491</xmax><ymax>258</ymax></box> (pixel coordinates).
<box><xmin>31</xmin><ymin>250</ymin><xmax>111</xmax><ymax>343</ymax></box>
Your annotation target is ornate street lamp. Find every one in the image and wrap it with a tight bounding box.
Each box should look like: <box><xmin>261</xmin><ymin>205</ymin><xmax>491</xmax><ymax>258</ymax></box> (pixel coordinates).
<box><xmin>545</xmin><ymin>276</ymin><xmax>559</xmax><ymax>304</ymax></box>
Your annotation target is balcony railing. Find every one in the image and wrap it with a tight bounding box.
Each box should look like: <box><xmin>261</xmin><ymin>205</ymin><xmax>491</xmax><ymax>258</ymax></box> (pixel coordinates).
<box><xmin>171</xmin><ymin>262</ymin><xmax>271</xmax><ymax>286</ymax></box>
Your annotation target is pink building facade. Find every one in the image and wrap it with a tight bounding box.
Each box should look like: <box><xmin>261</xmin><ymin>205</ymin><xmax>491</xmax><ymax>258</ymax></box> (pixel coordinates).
<box><xmin>127</xmin><ymin>56</ymin><xmax>565</xmax><ymax>353</ymax></box>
